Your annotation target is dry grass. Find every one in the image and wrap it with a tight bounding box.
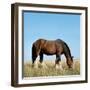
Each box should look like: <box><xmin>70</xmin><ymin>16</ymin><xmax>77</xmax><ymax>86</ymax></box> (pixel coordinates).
<box><xmin>24</xmin><ymin>60</ymin><xmax>80</xmax><ymax>77</ymax></box>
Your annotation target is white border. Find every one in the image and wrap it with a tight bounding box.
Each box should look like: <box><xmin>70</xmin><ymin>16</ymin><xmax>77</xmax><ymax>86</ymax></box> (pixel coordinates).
<box><xmin>18</xmin><ymin>6</ymin><xmax>86</xmax><ymax>84</ymax></box>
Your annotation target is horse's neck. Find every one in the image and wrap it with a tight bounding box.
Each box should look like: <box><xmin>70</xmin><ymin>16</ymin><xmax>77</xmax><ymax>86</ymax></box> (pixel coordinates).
<box><xmin>63</xmin><ymin>43</ymin><xmax>72</xmax><ymax>59</ymax></box>
<box><xmin>64</xmin><ymin>49</ymin><xmax>72</xmax><ymax>59</ymax></box>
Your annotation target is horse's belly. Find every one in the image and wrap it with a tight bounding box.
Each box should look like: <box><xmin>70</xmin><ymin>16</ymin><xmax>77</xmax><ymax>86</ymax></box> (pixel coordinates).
<box><xmin>42</xmin><ymin>48</ymin><xmax>56</xmax><ymax>55</ymax></box>
<box><xmin>44</xmin><ymin>53</ymin><xmax>55</xmax><ymax>55</ymax></box>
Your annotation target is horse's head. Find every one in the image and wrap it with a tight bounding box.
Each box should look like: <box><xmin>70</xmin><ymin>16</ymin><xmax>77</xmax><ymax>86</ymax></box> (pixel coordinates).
<box><xmin>67</xmin><ymin>56</ymin><xmax>74</xmax><ymax>68</ymax></box>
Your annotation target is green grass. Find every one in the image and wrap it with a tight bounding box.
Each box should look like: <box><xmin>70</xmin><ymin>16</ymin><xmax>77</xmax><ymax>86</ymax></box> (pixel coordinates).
<box><xmin>24</xmin><ymin>60</ymin><xmax>80</xmax><ymax>77</ymax></box>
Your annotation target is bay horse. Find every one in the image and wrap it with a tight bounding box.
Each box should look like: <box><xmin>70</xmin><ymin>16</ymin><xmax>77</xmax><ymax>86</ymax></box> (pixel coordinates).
<box><xmin>32</xmin><ymin>39</ymin><xmax>73</xmax><ymax>69</ymax></box>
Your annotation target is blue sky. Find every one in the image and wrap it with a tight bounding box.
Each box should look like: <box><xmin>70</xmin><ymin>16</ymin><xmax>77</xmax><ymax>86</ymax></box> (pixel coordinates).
<box><xmin>23</xmin><ymin>11</ymin><xmax>80</xmax><ymax>61</ymax></box>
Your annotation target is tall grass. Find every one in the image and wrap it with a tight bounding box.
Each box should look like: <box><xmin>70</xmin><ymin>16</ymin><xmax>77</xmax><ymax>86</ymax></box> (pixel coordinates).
<box><xmin>24</xmin><ymin>60</ymin><xmax>80</xmax><ymax>77</ymax></box>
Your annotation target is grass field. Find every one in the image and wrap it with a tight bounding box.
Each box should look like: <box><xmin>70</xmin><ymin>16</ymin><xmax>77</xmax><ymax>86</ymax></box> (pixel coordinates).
<box><xmin>24</xmin><ymin>60</ymin><xmax>80</xmax><ymax>77</ymax></box>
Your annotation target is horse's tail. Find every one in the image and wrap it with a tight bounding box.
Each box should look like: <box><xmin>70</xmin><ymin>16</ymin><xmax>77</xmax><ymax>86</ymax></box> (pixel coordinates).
<box><xmin>32</xmin><ymin>43</ymin><xmax>37</xmax><ymax>63</ymax></box>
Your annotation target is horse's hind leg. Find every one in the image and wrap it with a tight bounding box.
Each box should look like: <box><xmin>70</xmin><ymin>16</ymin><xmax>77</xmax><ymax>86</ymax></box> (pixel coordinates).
<box><xmin>38</xmin><ymin>53</ymin><xmax>43</xmax><ymax>68</ymax></box>
<box><xmin>39</xmin><ymin>53</ymin><xmax>43</xmax><ymax>63</ymax></box>
<box><xmin>39</xmin><ymin>53</ymin><xmax>47</xmax><ymax>68</ymax></box>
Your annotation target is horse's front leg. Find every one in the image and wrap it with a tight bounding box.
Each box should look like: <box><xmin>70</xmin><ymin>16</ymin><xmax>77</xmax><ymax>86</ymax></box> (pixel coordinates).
<box><xmin>55</xmin><ymin>54</ymin><xmax>63</xmax><ymax>70</ymax></box>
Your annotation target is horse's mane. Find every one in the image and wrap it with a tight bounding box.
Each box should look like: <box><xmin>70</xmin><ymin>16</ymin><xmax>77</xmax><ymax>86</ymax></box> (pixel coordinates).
<box><xmin>56</xmin><ymin>39</ymin><xmax>72</xmax><ymax>57</ymax></box>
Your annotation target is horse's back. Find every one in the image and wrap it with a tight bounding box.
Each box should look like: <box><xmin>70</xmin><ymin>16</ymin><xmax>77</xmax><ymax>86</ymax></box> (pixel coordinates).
<box><xmin>33</xmin><ymin>39</ymin><xmax>65</xmax><ymax>47</ymax></box>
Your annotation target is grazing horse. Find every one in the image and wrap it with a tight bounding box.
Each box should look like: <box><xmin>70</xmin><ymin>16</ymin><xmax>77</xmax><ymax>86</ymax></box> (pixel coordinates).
<box><xmin>32</xmin><ymin>39</ymin><xmax>73</xmax><ymax>69</ymax></box>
